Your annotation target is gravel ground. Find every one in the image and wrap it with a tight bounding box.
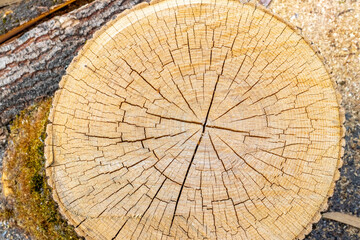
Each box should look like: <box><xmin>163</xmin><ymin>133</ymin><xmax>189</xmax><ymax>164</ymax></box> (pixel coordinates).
<box><xmin>270</xmin><ymin>0</ymin><xmax>360</xmax><ymax>238</ymax></box>
<box><xmin>0</xmin><ymin>0</ymin><xmax>359</xmax><ymax>239</ymax></box>
<box><xmin>0</xmin><ymin>143</ymin><xmax>30</xmax><ymax>240</ymax></box>
<box><xmin>0</xmin><ymin>221</ymin><xmax>30</xmax><ymax>240</ymax></box>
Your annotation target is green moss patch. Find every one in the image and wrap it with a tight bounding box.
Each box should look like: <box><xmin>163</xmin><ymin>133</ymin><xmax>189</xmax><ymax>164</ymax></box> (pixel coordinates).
<box><xmin>1</xmin><ymin>98</ymin><xmax>81</xmax><ymax>240</ymax></box>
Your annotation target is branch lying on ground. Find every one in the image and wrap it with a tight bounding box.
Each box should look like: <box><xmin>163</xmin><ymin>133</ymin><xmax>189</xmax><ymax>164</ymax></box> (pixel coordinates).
<box><xmin>323</xmin><ymin>212</ymin><xmax>360</xmax><ymax>229</ymax></box>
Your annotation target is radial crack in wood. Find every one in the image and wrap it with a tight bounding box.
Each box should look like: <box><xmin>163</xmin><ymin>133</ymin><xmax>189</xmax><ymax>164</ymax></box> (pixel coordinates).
<box><xmin>45</xmin><ymin>0</ymin><xmax>344</xmax><ymax>239</ymax></box>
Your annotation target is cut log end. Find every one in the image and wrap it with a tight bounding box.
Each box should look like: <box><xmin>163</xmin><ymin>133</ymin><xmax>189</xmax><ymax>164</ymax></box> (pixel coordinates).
<box><xmin>45</xmin><ymin>0</ymin><xmax>344</xmax><ymax>239</ymax></box>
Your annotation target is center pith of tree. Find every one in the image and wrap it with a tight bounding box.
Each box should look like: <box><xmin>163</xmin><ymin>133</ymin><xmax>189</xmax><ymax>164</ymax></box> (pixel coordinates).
<box><xmin>45</xmin><ymin>1</ymin><xmax>344</xmax><ymax>239</ymax></box>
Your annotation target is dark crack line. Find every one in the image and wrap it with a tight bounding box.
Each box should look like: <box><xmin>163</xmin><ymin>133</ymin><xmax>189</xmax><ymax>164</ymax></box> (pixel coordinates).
<box><xmin>169</xmin><ymin>51</ymin><xmax>228</xmax><ymax>231</ymax></box>
<box><xmin>213</xmin><ymin>97</ymin><xmax>249</xmax><ymax>121</ymax></box>
<box><xmin>206</xmin><ymin>124</ymin><xmax>248</xmax><ymax>134</ymax></box>
<box><xmin>111</xmin><ymin>219</ymin><xmax>129</xmax><ymax>240</ymax></box>
<box><xmin>120</xmin><ymin>58</ymin><xmax>188</xmax><ymax>115</ymax></box>
<box><xmin>139</xmin><ymin>178</ymin><xmax>167</xmax><ymax>222</ymax></box>
<box><xmin>146</xmin><ymin>112</ymin><xmax>203</xmax><ymax>126</ymax></box>
<box><xmin>172</xmin><ymin>78</ymin><xmax>199</xmax><ymax>119</ymax></box>
<box><xmin>169</xmin><ymin>131</ymin><xmax>203</xmax><ymax>231</ymax></box>
<box><xmin>208</xmin><ymin>133</ymin><xmax>227</xmax><ymax>171</ymax></box>
<box><xmin>218</xmin><ymin>135</ymin><xmax>272</xmax><ymax>185</ymax></box>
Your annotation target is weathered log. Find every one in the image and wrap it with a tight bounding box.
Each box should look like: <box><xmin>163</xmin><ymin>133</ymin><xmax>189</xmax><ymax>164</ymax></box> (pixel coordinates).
<box><xmin>45</xmin><ymin>0</ymin><xmax>344</xmax><ymax>239</ymax></box>
<box><xmin>0</xmin><ymin>0</ymin><xmax>66</xmax><ymax>35</ymax></box>
<box><xmin>0</xmin><ymin>0</ymin><xmax>146</xmax><ymax>126</ymax></box>
<box><xmin>0</xmin><ymin>0</ymin><xmax>77</xmax><ymax>44</ymax></box>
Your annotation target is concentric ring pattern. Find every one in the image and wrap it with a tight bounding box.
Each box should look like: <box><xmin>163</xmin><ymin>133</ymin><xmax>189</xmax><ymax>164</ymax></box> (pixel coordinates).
<box><xmin>45</xmin><ymin>0</ymin><xmax>344</xmax><ymax>239</ymax></box>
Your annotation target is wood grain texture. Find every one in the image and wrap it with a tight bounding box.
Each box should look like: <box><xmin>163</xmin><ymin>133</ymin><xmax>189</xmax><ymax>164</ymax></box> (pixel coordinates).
<box><xmin>0</xmin><ymin>0</ymin><xmax>145</xmax><ymax>126</ymax></box>
<box><xmin>322</xmin><ymin>212</ymin><xmax>360</xmax><ymax>229</ymax></box>
<box><xmin>45</xmin><ymin>0</ymin><xmax>345</xmax><ymax>239</ymax></box>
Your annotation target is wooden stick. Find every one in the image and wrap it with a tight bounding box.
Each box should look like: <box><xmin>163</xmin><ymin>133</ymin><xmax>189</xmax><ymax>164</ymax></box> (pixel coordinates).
<box><xmin>0</xmin><ymin>0</ymin><xmax>77</xmax><ymax>45</ymax></box>
<box><xmin>323</xmin><ymin>212</ymin><xmax>360</xmax><ymax>229</ymax></box>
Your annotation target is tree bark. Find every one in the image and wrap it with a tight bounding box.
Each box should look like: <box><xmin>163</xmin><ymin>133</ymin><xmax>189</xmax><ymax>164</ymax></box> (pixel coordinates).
<box><xmin>0</xmin><ymin>0</ymin><xmax>65</xmax><ymax>34</ymax></box>
<box><xmin>0</xmin><ymin>0</ymin><xmax>145</xmax><ymax>126</ymax></box>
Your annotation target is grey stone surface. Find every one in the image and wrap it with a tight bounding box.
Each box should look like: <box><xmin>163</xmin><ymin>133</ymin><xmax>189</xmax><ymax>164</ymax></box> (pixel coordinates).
<box><xmin>0</xmin><ymin>221</ymin><xmax>30</xmax><ymax>240</ymax></box>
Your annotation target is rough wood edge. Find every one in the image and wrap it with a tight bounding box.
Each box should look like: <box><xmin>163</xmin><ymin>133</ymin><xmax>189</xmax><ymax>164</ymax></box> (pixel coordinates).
<box><xmin>44</xmin><ymin>0</ymin><xmax>346</xmax><ymax>239</ymax></box>
<box><xmin>255</xmin><ymin>3</ymin><xmax>346</xmax><ymax>239</ymax></box>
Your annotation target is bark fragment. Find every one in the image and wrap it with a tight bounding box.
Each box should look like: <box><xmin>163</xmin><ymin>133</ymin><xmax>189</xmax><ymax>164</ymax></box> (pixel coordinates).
<box><xmin>0</xmin><ymin>0</ymin><xmax>146</xmax><ymax>125</ymax></box>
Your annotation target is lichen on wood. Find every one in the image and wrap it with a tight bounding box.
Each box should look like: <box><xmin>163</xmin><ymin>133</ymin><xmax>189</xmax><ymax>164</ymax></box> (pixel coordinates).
<box><xmin>1</xmin><ymin>98</ymin><xmax>81</xmax><ymax>240</ymax></box>
<box><xmin>45</xmin><ymin>0</ymin><xmax>345</xmax><ymax>239</ymax></box>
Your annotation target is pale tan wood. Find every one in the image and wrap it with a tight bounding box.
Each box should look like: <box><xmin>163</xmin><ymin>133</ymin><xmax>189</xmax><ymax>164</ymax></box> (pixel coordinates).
<box><xmin>45</xmin><ymin>0</ymin><xmax>344</xmax><ymax>239</ymax></box>
<box><xmin>322</xmin><ymin>212</ymin><xmax>360</xmax><ymax>229</ymax></box>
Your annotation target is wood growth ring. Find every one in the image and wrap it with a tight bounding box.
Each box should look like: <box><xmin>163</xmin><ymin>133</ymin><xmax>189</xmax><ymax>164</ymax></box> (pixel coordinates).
<box><xmin>45</xmin><ymin>0</ymin><xmax>344</xmax><ymax>239</ymax></box>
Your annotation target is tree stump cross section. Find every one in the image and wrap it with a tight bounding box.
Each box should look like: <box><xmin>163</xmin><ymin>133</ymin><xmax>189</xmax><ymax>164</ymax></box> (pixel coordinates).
<box><xmin>45</xmin><ymin>0</ymin><xmax>344</xmax><ymax>239</ymax></box>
